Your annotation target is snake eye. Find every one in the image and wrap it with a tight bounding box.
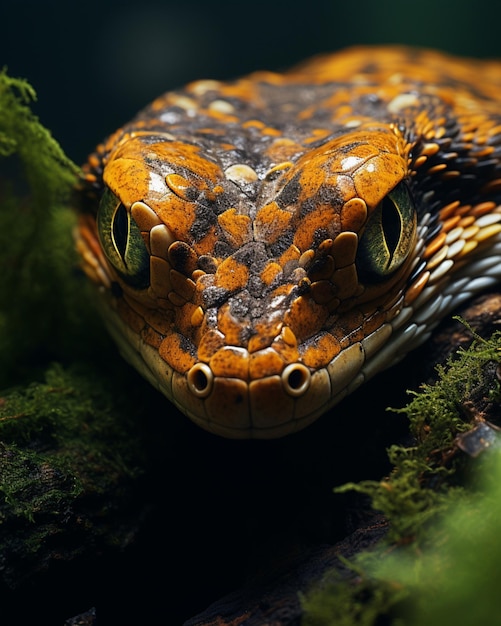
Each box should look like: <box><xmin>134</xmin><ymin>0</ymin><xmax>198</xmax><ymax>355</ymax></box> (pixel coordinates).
<box><xmin>97</xmin><ymin>188</ymin><xmax>150</xmax><ymax>289</ymax></box>
<box><xmin>356</xmin><ymin>182</ymin><xmax>416</xmax><ymax>280</ymax></box>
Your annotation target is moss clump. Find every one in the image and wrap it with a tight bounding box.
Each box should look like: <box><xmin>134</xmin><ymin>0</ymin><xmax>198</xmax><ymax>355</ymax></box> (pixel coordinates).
<box><xmin>0</xmin><ymin>362</ymin><xmax>146</xmax><ymax>521</ymax></box>
<box><xmin>335</xmin><ymin>325</ymin><xmax>501</xmax><ymax>545</ymax></box>
<box><xmin>302</xmin><ymin>326</ymin><xmax>501</xmax><ymax>625</ymax></box>
<box><xmin>0</xmin><ymin>70</ymin><xmax>154</xmax><ymax>586</ymax></box>
<box><xmin>0</xmin><ymin>360</ymin><xmax>147</xmax><ymax>529</ymax></box>
<box><xmin>0</xmin><ymin>69</ymin><xmax>88</xmax><ymax>385</ymax></box>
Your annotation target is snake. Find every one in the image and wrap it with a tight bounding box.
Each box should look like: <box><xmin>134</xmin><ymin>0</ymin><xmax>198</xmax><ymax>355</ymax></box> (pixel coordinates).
<box><xmin>75</xmin><ymin>46</ymin><xmax>501</xmax><ymax>439</ymax></box>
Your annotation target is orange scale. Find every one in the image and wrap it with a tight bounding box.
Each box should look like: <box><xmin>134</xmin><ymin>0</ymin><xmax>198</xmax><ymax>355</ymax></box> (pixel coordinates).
<box><xmin>412</xmin><ymin>155</ymin><xmax>428</xmax><ymax>169</ymax></box>
<box><xmin>293</xmin><ymin>205</ymin><xmax>340</xmax><ymax>251</ymax></box>
<box><xmin>260</xmin><ymin>262</ymin><xmax>283</xmax><ymax>286</ymax></box>
<box><xmin>426</xmin><ymin>163</ymin><xmax>447</xmax><ymax>174</ymax></box>
<box><xmin>300</xmin><ymin>333</ymin><xmax>341</xmax><ymax>369</ymax></box>
<box><xmin>190</xmin><ymin>306</ymin><xmax>205</xmax><ymax>328</ymax></box>
<box><xmin>214</xmin><ymin>257</ymin><xmax>250</xmax><ymax>292</ymax></box>
<box><xmin>104</xmin><ymin>158</ymin><xmax>153</xmax><ymax>206</ymax></box>
<box><xmin>403</xmin><ymin>271</ymin><xmax>430</xmax><ymax>306</ymax></box>
<box><xmin>278</xmin><ymin>244</ymin><xmax>301</xmax><ymax>268</ymax></box>
<box><xmin>340</xmin><ymin>197</ymin><xmax>368</xmax><ymax>232</ymax></box>
<box><xmin>458</xmin><ymin>215</ymin><xmax>475</xmax><ymax>228</ymax></box>
<box><xmin>242</xmin><ymin>119</ymin><xmax>266</xmax><ymax>129</ymax></box>
<box><xmin>164</xmin><ymin>173</ymin><xmax>193</xmax><ymax>200</ymax></box>
<box><xmin>423</xmin><ymin>231</ymin><xmax>447</xmax><ymax>259</ymax></box>
<box><xmin>253</xmin><ymin>318</ymin><xmax>284</xmax><ymax>344</ymax></box>
<box><xmin>197</xmin><ymin>329</ymin><xmax>226</xmax><ymax>362</ymax></box>
<box><xmin>174</xmin><ymin>302</ymin><xmax>200</xmax><ymax>337</ymax></box>
<box><xmin>150</xmin><ymin>256</ymin><xmax>173</xmax><ymax>298</ymax></box>
<box><xmin>192</xmin><ymin>226</ymin><xmax>219</xmax><ymax>257</ymax></box>
<box><xmin>471</xmin><ymin>201</ymin><xmax>498</xmax><ymax>217</ymax></box>
<box><xmin>271</xmin><ymin>336</ymin><xmax>299</xmax><ymax>364</ymax></box>
<box><xmin>218</xmin><ymin>209</ymin><xmax>252</xmax><ymax>247</ymax></box>
<box><xmin>249</xmin><ymin>347</ymin><xmax>285</xmax><ymax>379</ymax></box>
<box><xmin>209</xmin><ymin>346</ymin><xmax>250</xmax><ymax>379</ymax></box>
<box><xmin>141</xmin><ymin>325</ymin><xmax>163</xmax><ymax>349</ymax></box>
<box><xmin>284</xmin><ymin>296</ymin><xmax>329</xmax><ymax>341</ymax></box>
<box><xmin>170</xmin><ymin>269</ymin><xmax>196</xmax><ymax>301</ymax></box>
<box><xmin>155</xmin><ymin>196</ymin><xmax>197</xmax><ymax>241</ymax></box>
<box><xmin>217</xmin><ymin>303</ymin><xmax>247</xmax><ymax>347</ymax></box>
<box><xmin>159</xmin><ymin>332</ymin><xmax>196</xmax><ymax>373</ymax></box>
<box><xmin>352</xmin><ymin>153</ymin><xmax>407</xmax><ymax>205</ymax></box>
<box><xmin>254</xmin><ymin>202</ymin><xmax>294</xmax><ymax>244</ymax></box>
<box><xmin>442</xmin><ymin>215</ymin><xmax>462</xmax><ymax>232</ymax></box>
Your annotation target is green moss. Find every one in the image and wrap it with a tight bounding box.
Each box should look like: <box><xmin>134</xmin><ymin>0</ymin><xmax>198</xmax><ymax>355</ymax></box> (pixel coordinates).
<box><xmin>0</xmin><ymin>69</ymin><xmax>88</xmax><ymax>385</ymax></box>
<box><xmin>0</xmin><ymin>70</ymin><xmax>153</xmax><ymax>579</ymax></box>
<box><xmin>302</xmin><ymin>326</ymin><xmax>501</xmax><ymax>625</ymax></box>
<box><xmin>302</xmin><ymin>569</ymin><xmax>407</xmax><ymax>626</ymax></box>
<box><xmin>372</xmin><ymin>449</ymin><xmax>501</xmax><ymax>625</ymax></box>
<box><xmin>0</xmin><ymin>361</ymin><xmax>146</xmax><ymax>526</ymax></box>
<box><xmin>303</xmin><ymin>448</ymin><xmax>501</xmax><ymax>626</ymax></box>
<box><xmin>335</xmin><ymin>325</ymin><xmax>501</xmax><ymax>545</ymax></box>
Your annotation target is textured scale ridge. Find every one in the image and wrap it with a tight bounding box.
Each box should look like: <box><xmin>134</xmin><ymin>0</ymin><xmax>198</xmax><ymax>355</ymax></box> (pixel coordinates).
<box><xmin>75</xmin><ymin>46</ymin><xmax>501</xmax><ymax>438</ymax></box>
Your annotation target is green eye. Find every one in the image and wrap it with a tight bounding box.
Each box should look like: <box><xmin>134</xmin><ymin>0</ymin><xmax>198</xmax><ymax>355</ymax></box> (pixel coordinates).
<box><xmin>356</xmin><ymin>182</ymin><xmax>416</xmax><ymax>280</ymax></box>
<box><xmin>97</xmin><ymin>188</ymin><xmax>150</xmax><ymax>289</ymax></box>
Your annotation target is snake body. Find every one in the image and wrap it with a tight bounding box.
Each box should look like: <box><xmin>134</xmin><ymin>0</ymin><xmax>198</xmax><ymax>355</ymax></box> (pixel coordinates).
<box><xmin>76</xmin><ymin>46</ymin><xmax>501</xmax><ymax>438</ymax></box>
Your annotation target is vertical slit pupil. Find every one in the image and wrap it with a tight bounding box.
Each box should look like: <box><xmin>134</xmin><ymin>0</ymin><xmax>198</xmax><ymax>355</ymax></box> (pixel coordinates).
<box><xmin>381</xmin><ymin>196</ymin><xmax>401</xmax><ymax>258</ymax></box>
<box><xmin>112</xmin><ymin>203</ymin><xmax>129</xmax><ymax>261</ymax></box>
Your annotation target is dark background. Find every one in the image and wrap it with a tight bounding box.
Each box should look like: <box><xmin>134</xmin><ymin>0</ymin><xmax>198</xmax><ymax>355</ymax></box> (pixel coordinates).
<box><xmin>2</xmin><ymin>0</ymin><xmax>500</xmax><ymax>165</ymax></box>
<box><xmin>1</xmin><ymin>1</ymin><xmax>500</xmax><ymax>623</ymax></box>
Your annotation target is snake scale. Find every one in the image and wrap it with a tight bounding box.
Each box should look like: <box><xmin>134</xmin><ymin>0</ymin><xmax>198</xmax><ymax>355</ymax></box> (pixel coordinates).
<box><xmin>75</xmin><ymin>46</ymin><xmax>501</xmax><ymax>438</ymax></box>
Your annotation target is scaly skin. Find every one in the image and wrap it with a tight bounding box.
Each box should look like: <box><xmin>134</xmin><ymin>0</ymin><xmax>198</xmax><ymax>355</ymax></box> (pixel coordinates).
<box><xmin>75</xmin><ymin>46</ymin><xmax>501</xmax><ymax>438</ymax></box>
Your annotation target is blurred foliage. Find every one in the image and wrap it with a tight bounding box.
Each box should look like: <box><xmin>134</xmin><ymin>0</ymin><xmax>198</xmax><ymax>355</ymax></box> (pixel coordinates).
<box><xmin>0</xmin><ymin>70</ymin><xmax>153</xmax><ymax>585</ymax></box>
<box><xmin>0</xmin><ymin>69</ymin><xmax>100</xmax><ymax>385</ymax></box>
<box><xmin>302</xmin><ymin>327</ymin><xmax>501</xmax><ymax>625</ymax></box>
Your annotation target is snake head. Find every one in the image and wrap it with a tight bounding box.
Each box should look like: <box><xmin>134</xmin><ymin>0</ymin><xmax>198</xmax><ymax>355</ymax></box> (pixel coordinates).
<box><xmin>74</xmin><ymin>44</ymin><xmax>501</xmax><ymax>437</ymax></box>
<box><xmin>75</xmin><ymin>120</ymin><xmax>423</xmax><ymax>438</ymax></box>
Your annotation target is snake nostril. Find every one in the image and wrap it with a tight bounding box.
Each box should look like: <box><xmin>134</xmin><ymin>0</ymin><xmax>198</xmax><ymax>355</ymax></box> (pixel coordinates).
<box><xmin>187</xmin><ymin>363</ymin><xmax>214</xmax><ymax>398</ymax></box>
<box><xmin>282</xmin><ymin>363</ymin><xmax>311</xmax><ymax>397</ymax></box>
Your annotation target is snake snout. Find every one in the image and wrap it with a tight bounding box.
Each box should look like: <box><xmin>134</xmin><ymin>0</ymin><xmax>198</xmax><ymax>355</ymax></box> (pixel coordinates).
<box><xmin>179</xmin><ymin>358</ymin><xmax>321</xmax><ymax>437</ymax></box>
<box><xmin>186</xmin><ymin>361</ymin><xmax>312</xmax><ymax>399</ymax></box>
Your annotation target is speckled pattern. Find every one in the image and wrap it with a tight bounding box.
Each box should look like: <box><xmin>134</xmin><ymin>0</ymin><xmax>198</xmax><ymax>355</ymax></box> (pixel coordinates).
<box><xmin>75</xmin><ymin>46</ymin><xmax>501</xmax><ymax>438</ymax></box>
